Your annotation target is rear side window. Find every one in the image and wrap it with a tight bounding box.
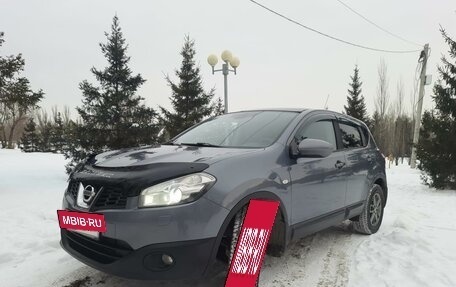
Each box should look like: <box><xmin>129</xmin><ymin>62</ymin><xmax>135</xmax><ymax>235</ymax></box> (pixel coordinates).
<box><xmin>339</xmin><ymin>122</ymin><xmax>363</xmax><ymax>149</ymax></box>
<box><xmin>296</xmin><ymin>120</ymin><xmax>337</xmax><ymax>150</ymax></box>
<box><xmin>360</xmin><ymin>126</ymin><xmax>370</xmax><ymax>146</ymax></box>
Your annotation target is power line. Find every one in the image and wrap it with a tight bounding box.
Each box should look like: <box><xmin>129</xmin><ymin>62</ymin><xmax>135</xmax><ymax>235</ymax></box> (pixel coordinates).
<box><xmin>249</xmin><ymin>0</ymin><xmax>422</xmax><ymax>54</ymax></box>
<box><xmin>335</xmin><ymin>0</ymin><xmax>423</xmax><ymax>47</ymax></box>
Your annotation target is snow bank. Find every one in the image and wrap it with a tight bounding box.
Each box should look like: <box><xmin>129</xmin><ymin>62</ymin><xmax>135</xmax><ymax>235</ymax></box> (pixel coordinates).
<box><xmin>350</xmin><ymin>164</ymin><xmax>456</xmax><ymax>287</ymax></box>
<box><xmin>0</xmin><ymin>149</ymin><xmax>84</xmax><ymax>287</ymax></box>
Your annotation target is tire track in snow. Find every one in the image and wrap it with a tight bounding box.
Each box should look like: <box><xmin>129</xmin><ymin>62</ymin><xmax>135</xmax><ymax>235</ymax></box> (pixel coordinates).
<box><xmin>316</xmin><ymin>246</ymin><xmax>349</xmax><ymax>287</ymax></box>
<box><xmin>258</xmin><ymin>222</ymin><xmax>356</xmax><ymax>287</ymax></box>
<box><xmin>315</xmin><ymin>226</ymin><xmax>351</xmax><ymax>287</ymax></box>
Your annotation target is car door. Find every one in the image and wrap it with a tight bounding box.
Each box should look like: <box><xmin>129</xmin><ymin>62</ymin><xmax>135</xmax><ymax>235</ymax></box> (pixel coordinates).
<box><xmin>288</xmin><ymin>114</ymin><xmax>347</xmax><ymax>226</ymax></box>
<box><xmin>336</xmin><ymin>118</ymin><xmax>371</xmax><ymax>206</ymax></box>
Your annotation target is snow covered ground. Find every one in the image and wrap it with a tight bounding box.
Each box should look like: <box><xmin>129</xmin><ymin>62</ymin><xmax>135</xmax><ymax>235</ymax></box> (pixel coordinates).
<box><xmin>1</xmin><ymin>149</ymin><xmax>456</xmax><ymax>287</ymax></box>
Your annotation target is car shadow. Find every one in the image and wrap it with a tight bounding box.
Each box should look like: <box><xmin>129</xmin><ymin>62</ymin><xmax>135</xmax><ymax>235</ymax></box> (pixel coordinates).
<box><xmin>60</xmin><ymin>268</ymin><xmax>227</xmax><ymax>287</ymax></box>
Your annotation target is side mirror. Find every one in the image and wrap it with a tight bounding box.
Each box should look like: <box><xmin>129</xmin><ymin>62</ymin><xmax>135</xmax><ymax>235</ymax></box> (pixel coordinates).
<box><xmin>298</xmin><ymin>139</ymin><xmax>334</xmax><ymax>158</ymax></box>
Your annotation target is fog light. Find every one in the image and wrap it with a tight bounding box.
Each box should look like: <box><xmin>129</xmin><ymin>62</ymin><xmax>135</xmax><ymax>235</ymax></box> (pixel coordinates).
<box><xmin>162</xmin><ymin>254</ymin><xmax>174</xmax><ymax>266</ymax></box>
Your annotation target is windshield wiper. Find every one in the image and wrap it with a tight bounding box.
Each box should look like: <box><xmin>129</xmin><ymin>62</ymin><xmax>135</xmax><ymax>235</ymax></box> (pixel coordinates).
<box><xmin>180</xmin><ymin>142</ymin><xmax>221</xmax><ymax>148</ymax></box>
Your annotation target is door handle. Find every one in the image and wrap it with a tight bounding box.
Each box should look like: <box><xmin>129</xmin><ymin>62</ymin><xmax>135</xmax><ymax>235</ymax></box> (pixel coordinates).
<box><xmin>335</xmin><ymin>160</ymin><xmax>346</xmax><ymax>169</ymax></box>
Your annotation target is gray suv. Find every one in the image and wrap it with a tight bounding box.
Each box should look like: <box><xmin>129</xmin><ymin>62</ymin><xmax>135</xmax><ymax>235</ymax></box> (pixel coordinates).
<box><xmin>60</xmin><ymin>109</ymin><xmax>387</xmax><ymax>280</ymax></box>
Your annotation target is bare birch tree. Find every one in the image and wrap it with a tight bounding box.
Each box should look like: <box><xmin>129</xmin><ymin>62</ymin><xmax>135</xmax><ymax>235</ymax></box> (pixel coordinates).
<box><xmin>396</xmin><ymin>78</ymin><xmax>405</xmax><ymax>117</ymax></box>
<box><xmin>375</xmin><ymin>59</ymin><xmax>390</xmax><ymax>118</ymax></box>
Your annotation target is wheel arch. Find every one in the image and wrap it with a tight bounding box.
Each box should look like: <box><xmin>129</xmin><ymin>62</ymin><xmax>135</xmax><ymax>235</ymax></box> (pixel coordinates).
<box><xmin>203</xmin><ymin>191</ymin><xmax>289</xmax><ymax>275</ymax></box>
<box><xmin>373</xmin><ymin>176</ymin><xmax>388</xmax><ymax>206</ymax></box>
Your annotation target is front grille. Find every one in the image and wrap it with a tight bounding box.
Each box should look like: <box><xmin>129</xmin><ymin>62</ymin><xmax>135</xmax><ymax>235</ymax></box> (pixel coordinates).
<box><xmin>62</xmin><ymin>229</ymin><xmax>132</xmax><ymax>264</ymax></box>
<box><xmin>92</xmin><ymin>185</ymin><xmax>128</xmax><ymax>210</ymax></box>
<box><xmin>66</xmin><ymin>180</ymin><xmax>128</xmax><ymax>211</ymax></box>
<box><xmin>67</xmin><ymin>180</ymin><xmax>79</xmax><ymax>199</ymax></box>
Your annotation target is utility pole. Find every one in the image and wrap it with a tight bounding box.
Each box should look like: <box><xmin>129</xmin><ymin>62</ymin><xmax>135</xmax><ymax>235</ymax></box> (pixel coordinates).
<box><xmin>410</xmin><ymin>43</ymin><xmax>429</xmax><ymax>169</ymax></box>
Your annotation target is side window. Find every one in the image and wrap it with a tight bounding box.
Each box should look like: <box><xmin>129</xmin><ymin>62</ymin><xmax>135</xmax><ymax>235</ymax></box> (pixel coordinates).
<box><xmin>295</xmin><ymin>120</ymin><xmax>337</xmax><ymax>150</ymax></box>
<box><xmin>339</xmin><ymin>122</ymin><xmax>363</xmax><ymax>149</ymax></box>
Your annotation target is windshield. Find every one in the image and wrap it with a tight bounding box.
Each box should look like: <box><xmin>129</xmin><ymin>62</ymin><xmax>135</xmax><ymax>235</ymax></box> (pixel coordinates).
<box><xmin>173</xmin><ymin>111</ymin><xmax>298</xmax><ymax>148</ymax></box>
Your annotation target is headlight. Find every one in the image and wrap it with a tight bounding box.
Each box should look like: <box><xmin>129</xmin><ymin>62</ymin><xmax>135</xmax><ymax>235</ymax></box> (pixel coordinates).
<box><xmin>139</xmin><ymin>173</ymin><xmax>216</xmax><ymax>207</ymax></box>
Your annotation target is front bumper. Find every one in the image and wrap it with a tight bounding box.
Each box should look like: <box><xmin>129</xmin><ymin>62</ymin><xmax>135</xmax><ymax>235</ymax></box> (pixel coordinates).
<box><xmin>63</xmin><ymin>192</ymin><xmax>229</xmax><ymax>249</ymax></box>
<box><xmin>61</xmin><ymin>190</ymin><xmax>229</xmax><ymax>279</ymax></box>
<box><xmin>60</xmin><ymin>229</ymin><xmax>217</xmax><ymax>280</ymax></box>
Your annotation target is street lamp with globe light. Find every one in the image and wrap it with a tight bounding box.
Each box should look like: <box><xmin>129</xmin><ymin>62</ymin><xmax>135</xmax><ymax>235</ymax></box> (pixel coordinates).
<box><xmin>207</xmin><ymin>50</ymin><xmax>240</xmax><ymax>114</ymax></box>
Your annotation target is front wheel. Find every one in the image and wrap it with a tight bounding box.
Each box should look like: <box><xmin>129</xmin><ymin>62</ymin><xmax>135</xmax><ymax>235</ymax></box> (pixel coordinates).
<box><xmin>229</xmin><ymin>206</ymin><xmax>260</xmax><ymax>286</ymax></box>
<box><xmin>353</xmin><ymin>184</ymin><xmax>385</xmax><ymax>235</ymax></box>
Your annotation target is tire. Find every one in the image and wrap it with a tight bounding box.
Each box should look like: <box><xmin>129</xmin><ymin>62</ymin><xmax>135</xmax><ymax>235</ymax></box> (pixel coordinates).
<box><xmin>229</xmin><ymin>206</ymin><xmax>247</xmax><ymax>263</ymax></box>
<box><xmin>353</xmin><ymin>184</ymin><xmax>385</xmax><ymax>235</ymax></box>
<box><xmin>229</xmin><ymin>206</ymin><xmax>260</xmax><ymax>286</ymax></box>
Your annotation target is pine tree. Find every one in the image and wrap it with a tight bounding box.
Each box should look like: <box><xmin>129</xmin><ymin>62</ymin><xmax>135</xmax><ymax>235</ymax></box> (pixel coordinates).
<box><xmin>212</xmin><ymin>97</ymin><xmax>224</xmax><ymax>116</ymax></box>
<box><xmin>344</xmin><ymin>65</ymin><xmax>369</xmax><ymax>124</ymax></box>
<box><xmin>416</xmin><ymin>28</ymin><xmax>456</xmax><ymax>189</ymax></box>
<box><xmin>65</xmin><ymin>16</ymin><xmax>158</xmax><ymax>167</ymax></box>
<box><xmin>21</xmin><ymin>117</ymin><xmax>39</xmax><ymax>152</ymax></box>
<box><xmin>160</xmin><ymin>35</ymin><xmax>214</xmax><ymax>138</ymax></box>
<box><xmin>0</xmin><ymin>32</ymin><xmax>44</xmax><ymax>148</ymax></box>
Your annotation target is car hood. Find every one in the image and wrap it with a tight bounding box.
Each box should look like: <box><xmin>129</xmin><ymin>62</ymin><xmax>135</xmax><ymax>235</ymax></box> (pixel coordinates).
<box><xmin>92</xmin><ymin>144</ymin><xmax>260</xmax><ymax>168</ymax></box>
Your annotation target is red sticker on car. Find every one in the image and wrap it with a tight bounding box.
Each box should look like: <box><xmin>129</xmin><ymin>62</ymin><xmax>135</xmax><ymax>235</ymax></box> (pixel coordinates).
<box><xmin>57</xmin><ymin>210</ymin><xmax>106</xmax><ymax>232</ymax></box>
<box><xmin>225</xmin><ymin>199</ymin><xmax>280</xmax><ymax>287</ymax></box>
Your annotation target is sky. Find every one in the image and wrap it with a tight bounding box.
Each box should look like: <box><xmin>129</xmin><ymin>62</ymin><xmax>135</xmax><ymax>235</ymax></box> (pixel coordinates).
<box><xmin>0</xmin><ymin>0</ymin><xmax>455</xmax><ymax>118</ymax></box>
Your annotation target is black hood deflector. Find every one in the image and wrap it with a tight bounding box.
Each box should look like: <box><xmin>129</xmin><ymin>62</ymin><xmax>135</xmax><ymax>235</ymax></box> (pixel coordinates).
<box><xmin>71</xmin><ymin>162</ymin><xmax>209</xmax><ymax>196</ymax></box>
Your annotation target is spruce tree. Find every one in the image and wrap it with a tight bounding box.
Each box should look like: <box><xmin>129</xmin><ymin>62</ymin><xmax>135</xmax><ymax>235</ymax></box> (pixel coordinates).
<box><xmin>344</xmin><ymin>65</ymin><xmax>369</xmax><ymax>123</ymax></box>
<box><xmin>416</xmin><ymin>28</ymin><xmax>456</xmax><ymax>189</ymax></box>
<box><xmin>212</xmin><ymin>97</ymin><xmax>224</xmax><ymax>116</ymax></box>
<box><xmin>160</xmin><ymin>35</ymin><xmax>214</xmax><ymax>138</ymax></box>
<box><xmin>21</xmin><ymin>117</ymin><xmax>38</xmax><ymax>152</ymax></box>
<box><xmin>63</xmin><ymin>120</ymin><xmax>86</xmax><ymax>173</ymax></box>
<box><xmin>37</xmin><ymin>122</ymin><xmax>52</xmax><ymax>152</ymax></box>
<box><xmin>50</xmin><ymin>112</ymin><xmax>65</xmax><ymax>152</ymax></box>
<box><xmin>66</xmin><ymin>16</ymin><xmax>158</xmax><ymax>166</ymax></box>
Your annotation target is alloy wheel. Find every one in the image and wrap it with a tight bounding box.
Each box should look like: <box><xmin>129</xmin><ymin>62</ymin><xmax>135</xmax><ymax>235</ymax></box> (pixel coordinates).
<box><xmin>369</xmin><ymin>193</ymin><xmax>382</xmax><ymax>226</ymax></box>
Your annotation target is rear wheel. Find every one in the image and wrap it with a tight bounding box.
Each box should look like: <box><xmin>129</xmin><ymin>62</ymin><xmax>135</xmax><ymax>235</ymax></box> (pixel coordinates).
<box><xmin>353</xmin><ymin>184</ymin><xmax>385</xmax><ymax>235</ymax></box>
